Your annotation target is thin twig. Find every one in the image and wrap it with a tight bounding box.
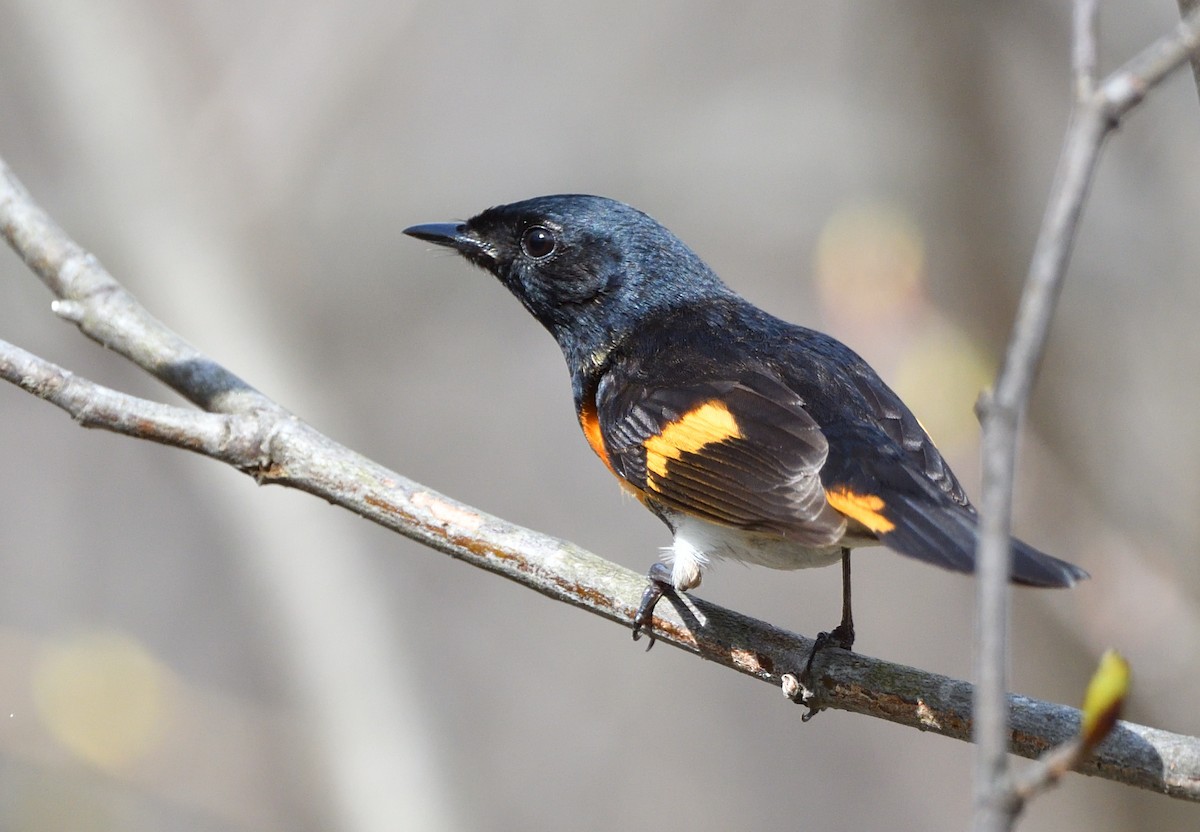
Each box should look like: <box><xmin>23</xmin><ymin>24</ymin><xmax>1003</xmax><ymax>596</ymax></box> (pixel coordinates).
<box><xmin>1005</xmin><ymin>650</ymin><xmax>1131</xmax><ymax>809</ymax></box>
<box><xmin>1103</xmin><ymin>5</ymin><xmax>1200</xmax><ymax>118</ymax></box>
<box><xmin>0</xmin><ymin>160</ymin><xmax>273</xmax><ymax>416</ymax></box>
<box><xmin>1073</xmin><ymin>0</ymin><xmax>1099</xmax><ymax>101</ymax></box>
<box><xmin>1176</xmin><ymin>0</ymin><xmax>1200</xmax><ymax>104</ymax></box>
<box><xmin>972</xmin><ymin>4</ymin><xmax>1200</xmax><ymax>830</ymax></box>
<box><xmin>0</xmin><ymin>339</ymin><xmax>269</xmax><ymax>461</ymax></box>
<box><xmin>1009</xmin><ymin>739</ymin><xmax>1088</xmax><ymax>804</ymax></box>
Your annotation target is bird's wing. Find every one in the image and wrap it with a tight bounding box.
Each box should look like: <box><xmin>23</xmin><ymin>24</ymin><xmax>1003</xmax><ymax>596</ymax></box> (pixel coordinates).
<box><xmin>841</xmin><ymin>367</ymin><xmax>970</xmax><ymax>508</ymax></box>
<box><xmin>588</xmin><ymin>371</ymin><xmax>849</xmax><ymax>546</ymax></box>
<box><xmin>585</xmin><ymin>364</ymin><xmax>1086</xmax><ymax>587</ymax></box>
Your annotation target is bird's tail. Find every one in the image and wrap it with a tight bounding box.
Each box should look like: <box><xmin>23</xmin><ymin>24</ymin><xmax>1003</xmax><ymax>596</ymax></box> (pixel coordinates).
<box><xmin>877</xmin><ymin>495</ymin><xmax>1088</xmax><ymax>588</ymax></box>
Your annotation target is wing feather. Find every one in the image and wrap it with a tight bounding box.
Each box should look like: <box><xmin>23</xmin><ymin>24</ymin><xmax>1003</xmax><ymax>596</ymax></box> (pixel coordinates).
<box><xmin>594</xmin><ymin>371</ymin><xmax>846</xmax><ymax>544</ymax></box>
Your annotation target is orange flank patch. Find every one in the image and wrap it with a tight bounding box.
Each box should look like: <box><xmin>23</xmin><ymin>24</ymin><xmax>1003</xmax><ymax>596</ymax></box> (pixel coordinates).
<box><xmin>644</xmin><ymin>401</ymin><xmax>742</xmax><ymax>478</ymax></box>
<box><xmin>826</xmin><ymin>488</ymin><xmax>896</xmax><ymax>533</ymax></box>
<box><xmin>578</xmin><ymin>398</ymin><xmax>616</xmax><ymax>475</ymax></box>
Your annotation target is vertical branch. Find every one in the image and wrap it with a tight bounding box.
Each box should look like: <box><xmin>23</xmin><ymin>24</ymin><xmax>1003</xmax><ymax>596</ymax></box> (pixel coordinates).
<box><xmin>970</xmin><ymin>12</ymin><xmax>1200</xmax><ymax>822</ymax></box>
<box><xmin>972</xmin><ymin>2</ymin><xmax>1102</xmax><ymax>830</ymax></box>
<box><xmin>969</xmin><ymin>0</ymin><xmax>1200</xmax><ymax>824</ymax></box>
<box><xmin>1073</xmin><ymin>0</ymin><xmax>1099</xmax><ymax>100</ymax></box>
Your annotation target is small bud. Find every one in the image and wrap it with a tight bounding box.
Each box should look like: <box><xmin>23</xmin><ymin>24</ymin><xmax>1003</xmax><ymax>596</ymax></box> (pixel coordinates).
<box><xmin>1080</xmin><ymin>649</ymin><xmax>1130</xmax><ymax>751</ymax></box>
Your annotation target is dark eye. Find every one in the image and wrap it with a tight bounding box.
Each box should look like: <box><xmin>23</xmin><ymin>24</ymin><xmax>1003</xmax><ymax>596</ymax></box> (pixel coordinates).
<box><xmin>521</xmin><ymin>226</ymin><xmax>556</xmax><ymax>259</ymax></box>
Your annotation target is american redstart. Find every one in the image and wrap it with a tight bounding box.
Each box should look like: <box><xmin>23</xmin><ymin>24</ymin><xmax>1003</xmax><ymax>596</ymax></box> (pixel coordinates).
<box><xmin>404</xmin><ymin>195</ymin><xmax>1086</xmax><ymax>666</ymax></box>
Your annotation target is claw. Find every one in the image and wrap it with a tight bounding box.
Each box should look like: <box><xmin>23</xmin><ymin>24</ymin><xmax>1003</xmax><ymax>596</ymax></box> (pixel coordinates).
<box><xmin>802</xmin><ymin>623</ymin><xmax>855</xmax><ymax>679</ymax></box>
<box><xmin>631</xmin><ymin>582</ymin><xmax>663</xmax><ymax>649</ymax></box>
<box><xmin>797</xmin><ymin>623</ymin><xmax>855</xmax><ymax>720</ymax></box>
<box><xmin>631</xmin><ymin>563</ymin><xmax>674</xmax><ymax>649</ymax></box>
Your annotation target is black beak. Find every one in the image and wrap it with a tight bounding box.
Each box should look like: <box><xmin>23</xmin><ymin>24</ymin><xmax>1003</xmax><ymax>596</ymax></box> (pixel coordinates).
<box><xmin>402</xmin><ymin>222</ymin><xmax>468</xmax><ymax>247</ymax></box>
<box><xmin>404</xmin><ymin>221</ymin><xmax>495</xmax><ymax>267</ymax></box>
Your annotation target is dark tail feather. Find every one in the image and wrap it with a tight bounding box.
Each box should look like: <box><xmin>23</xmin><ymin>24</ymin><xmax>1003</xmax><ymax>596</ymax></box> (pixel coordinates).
<box><xmin>879</xmin><ymin>496</ymin><xmax>1088</xmax><ymax>588</ymax></box>
<box><xmin>1007</xmin><ymin>535</ymin><xmax>1089</xmax><ymax>587</ymax></box>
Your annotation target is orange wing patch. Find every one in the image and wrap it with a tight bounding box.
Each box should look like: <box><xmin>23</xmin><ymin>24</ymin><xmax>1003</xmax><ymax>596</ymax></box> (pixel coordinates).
<box><xmin>826</xmin><ymin>488</ymin><xmax>896</xmax><ymax>533</ymax></box>
<box><xmin>578</xmin><ymin>398</ymin><xmax>616</xmax><ymax>475</ymax></box>
<box><xmin>644</xmin><ymin>401</ymin><xmax>742</xmax><ymax>478</ymax></box>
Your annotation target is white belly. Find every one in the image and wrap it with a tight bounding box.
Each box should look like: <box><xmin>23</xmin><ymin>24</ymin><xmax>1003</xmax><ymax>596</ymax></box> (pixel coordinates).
<box><xmin>666</xmin><ymin>515</ymin><xmax>853</xmax><ymax>592</ymax></box>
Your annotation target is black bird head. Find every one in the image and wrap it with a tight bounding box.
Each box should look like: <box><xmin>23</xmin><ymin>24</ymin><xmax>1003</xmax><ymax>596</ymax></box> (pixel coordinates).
<box><xmin>404</xmin><ymin>195</ymin><xmax>731</xmax><ymax>362</ymax></box>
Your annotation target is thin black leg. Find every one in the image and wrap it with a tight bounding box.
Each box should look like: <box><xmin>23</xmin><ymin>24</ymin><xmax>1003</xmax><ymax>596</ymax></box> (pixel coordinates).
<box><xmin>802</xmin><ymin>548</ymin><xmax>856</xmax><ymax>678</ymax></box>
<box><xmin>832</xmin><ymin>547</ymin><xmax>855</xmax><ymax>650</ymax></box>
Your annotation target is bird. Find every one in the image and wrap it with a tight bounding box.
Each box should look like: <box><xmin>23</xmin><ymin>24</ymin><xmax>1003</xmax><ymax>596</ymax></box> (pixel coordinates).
<box><xmin>403</xmin><ymin>194</ymin><xmax>1087</xmax><ymax>669</ymax></box>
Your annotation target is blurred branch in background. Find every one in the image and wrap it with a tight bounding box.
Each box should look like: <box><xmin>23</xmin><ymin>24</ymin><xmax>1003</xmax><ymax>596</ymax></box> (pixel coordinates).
<box><xmin>3</xmin><ymin>135</ymin><xmax>1200</xmax><ymax>810</ymax></box>
<box><xmin>1177</xmin><ymin>0</ymin><xmax>1200</xmax><ymax>101</ymax></box>
<box><xmin>1</xmin><ymin>5</ymin><xmax>460</xmax><ymax>832</ymax></box>
<box><xmin>0</xmin><ymin>4</ymin><xmax>462</xmax><ymax>830</ymax></box>
<box><xmin>973</xmin><ymin>3</ymin><xmax>1200</xmax><ymax>829</ymax></box>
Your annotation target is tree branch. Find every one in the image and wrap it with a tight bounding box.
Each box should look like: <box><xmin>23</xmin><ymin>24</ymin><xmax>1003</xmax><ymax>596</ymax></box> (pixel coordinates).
<box><xmin>0</xmin><ymin>336</ymin><xmax>1198</xmax><ymax>801</ymax></box>
<box><xmin>0</xmin><ymin>159</ymin><xmax>272</xmax><ymax>415</ymax></box>
<box><xmin>4</xmin><ymin>8</ymin><xmax>1200</xmax><ymax>806</ymax></box>
<box><xmin>0</xmin><ymin>339</ymin><xmax>268</xmax><ymax>460</ymax></box>
<box><xmin>972</xmin><ymin>3</ymin><xmax>1200</xmax><ymax>829</ymax></box>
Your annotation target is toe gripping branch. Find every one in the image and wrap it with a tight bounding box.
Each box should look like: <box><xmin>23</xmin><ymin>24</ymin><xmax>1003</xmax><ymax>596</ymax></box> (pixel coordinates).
<box><xmin>797</xmin><ymin>622</ymin><xmax>855</xmax><ymax>721</ymax></box>
<box><xmin>631</xmin><ymin>562</ymin><xmax>674</xmax><ymax>649</ymax></box>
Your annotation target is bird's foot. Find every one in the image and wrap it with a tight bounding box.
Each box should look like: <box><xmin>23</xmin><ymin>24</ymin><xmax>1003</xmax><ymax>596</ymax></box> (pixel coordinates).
<box><xmin>631</xmin><ymin>562</ymin><xmax>674</xmax><ymax>650</ymax></box>
<box><xmin>798</xmin><ymin>623</ymin><xmax>855</xmax><ymax>721</ymax></box>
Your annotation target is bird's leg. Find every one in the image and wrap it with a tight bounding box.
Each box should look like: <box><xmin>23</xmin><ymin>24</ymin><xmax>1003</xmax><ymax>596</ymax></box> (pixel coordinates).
<box><xmin>803</xmin><ymin>548</ymin><xmax>856</xmax><ymax>679</ymax></box>
<box><xmin>796</xmin><ymin>549</ymin><xmax>855</xmax><ymax>720</ymax></box>
<box><xmin>829</xmin><ymin>547</ymin><xmax>856</xmax><ymax>650</ymax></box>
<box><xmin>632</xmin><ymin>561</ymin><xmax>675</xmax><ymax>649</ymax></box>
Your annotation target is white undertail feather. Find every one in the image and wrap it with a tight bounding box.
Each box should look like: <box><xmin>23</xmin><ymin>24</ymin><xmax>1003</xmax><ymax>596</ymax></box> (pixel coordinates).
<box><xmin>664</xmin><ymin>536</ymin><xmax>708</xmax><ymax>592</ymax></box>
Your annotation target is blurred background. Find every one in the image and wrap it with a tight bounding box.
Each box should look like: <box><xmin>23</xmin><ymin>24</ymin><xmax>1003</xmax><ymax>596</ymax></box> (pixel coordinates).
<box><xmin>1</xmin><ymin>1</ymin><xmax>1198</xmax><ymax>830</ymax></box>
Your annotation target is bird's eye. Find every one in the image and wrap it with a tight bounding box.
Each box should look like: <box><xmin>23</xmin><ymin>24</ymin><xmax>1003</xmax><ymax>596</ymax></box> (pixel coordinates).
<box><xmin>520</xmin><ymin>226</ymin><xmax>556</xmax><ymax>259</ymax></box>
